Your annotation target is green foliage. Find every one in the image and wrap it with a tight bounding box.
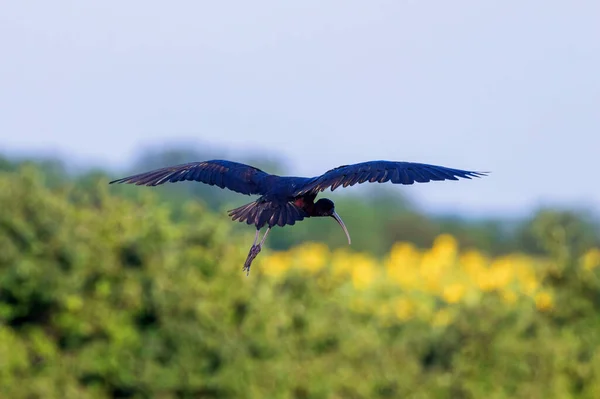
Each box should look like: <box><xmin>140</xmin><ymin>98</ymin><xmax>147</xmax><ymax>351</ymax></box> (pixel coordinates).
<box><xmin>1</xmin><ymin>165</ymin><xmax>600</xmax><ymax>398</ymax></box>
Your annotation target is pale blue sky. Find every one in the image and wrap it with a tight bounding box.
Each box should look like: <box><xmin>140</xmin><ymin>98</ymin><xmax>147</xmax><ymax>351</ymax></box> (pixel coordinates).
<box><xmin>1</xmin><ymin>1</ymin><xmax>598</xmax><ymax>216</ymax></box>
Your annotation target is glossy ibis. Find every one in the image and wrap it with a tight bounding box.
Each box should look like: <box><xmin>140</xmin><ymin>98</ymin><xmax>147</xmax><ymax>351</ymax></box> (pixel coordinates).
<box><xmin>110</xmin><ymin>160</ymin><xmax>487</xmax><ymax>275</ymax></box>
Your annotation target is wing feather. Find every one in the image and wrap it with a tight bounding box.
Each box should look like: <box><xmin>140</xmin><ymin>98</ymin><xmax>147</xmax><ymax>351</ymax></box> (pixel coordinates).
<box><xmin>228</xmin><ymin>200</ymin><xmax>308</xmax><ymax>229</ymax></box>
<box><xmin>294</xmin><ymin>161</ymin><xmax>487</xmax><ymax>196</ymax></box>
<box><xmin>109</xmin><ymin>160</ymin><xmax>269</xmax><ymax>195</ymax></box>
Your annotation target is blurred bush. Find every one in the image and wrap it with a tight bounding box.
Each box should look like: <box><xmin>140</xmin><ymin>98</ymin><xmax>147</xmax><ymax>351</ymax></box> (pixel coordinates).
<box><xmin>1</xmin><ymin>166</ymin><xmax>600</xmax><ymax>398</ymax></box>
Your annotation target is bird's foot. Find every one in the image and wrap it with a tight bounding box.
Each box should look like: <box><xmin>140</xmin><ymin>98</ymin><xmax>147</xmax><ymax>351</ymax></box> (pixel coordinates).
<box><xmin>243</xmin><ymin>245</ymin><xmax>262</xmax><ymax>276</ymax></box>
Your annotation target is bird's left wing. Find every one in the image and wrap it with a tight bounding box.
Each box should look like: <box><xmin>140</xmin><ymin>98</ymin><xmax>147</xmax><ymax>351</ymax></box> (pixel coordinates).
<box><xmin>293</xmin><ymin>160</ymin><xmax>487</xmax><ymax>196</ymax></box>
<box><xmin>109</xmin><ymin>160</ymin><xmax>269</xmax><ymax>195</ymax></box>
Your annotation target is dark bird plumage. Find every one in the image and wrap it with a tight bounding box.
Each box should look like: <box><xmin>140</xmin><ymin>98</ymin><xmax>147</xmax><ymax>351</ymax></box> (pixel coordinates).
<box><xmin>110</xmin><ymin>159</ymin><xmax>487</xmax><ymax>274</ymax></box>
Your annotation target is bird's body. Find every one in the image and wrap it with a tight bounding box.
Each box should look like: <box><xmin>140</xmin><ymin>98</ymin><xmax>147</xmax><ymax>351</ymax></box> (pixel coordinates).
<box><xmin>110</xmin><ymin>159</ymin><xmax>487</xmax><ymax>274</ymax></box>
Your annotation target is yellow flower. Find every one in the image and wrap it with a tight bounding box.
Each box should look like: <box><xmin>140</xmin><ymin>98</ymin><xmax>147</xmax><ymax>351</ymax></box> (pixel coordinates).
<box><xmin>385</xmin><ymin>242</ymin><xmax>421</xmax><ymax>289</ymax></box>
<box><xmin>261</xmin><ymin>252</ymin><xmax>292</xmax><ymax>277</ymax></box>
<box><xmin>488</xmin><ymin>258</ymin><xmax>515</xmax><ymax>289</ymax></box>
<box><xmin>535</xmin><ymin>291</ymin><xmax>553</xmax><ymax>312</ymax></box>
<box><xmin>442</xmin><ymin>283</ymin><xmax>466</xmax><ymax>304</ymax></box>
<box><xmin>501</xmin><ymin>290</ymin><xmax>518</xmax><ymax>304</ymax></box>
<box><xmin>460</xmin><ymin>250</ymin><xmax>489</xmax><ymax>276</ymax></box>
<box><xmin>388</xmin><ymin>242</ymin><xmax>420</xmax><ymax>265</ymax></box>
<box><xmin>522</xmin><ymin>278</ymin><xmax>539</xmax><ymax>297</ymax></box>
<box><xmin>294</xmin><ymin>242</ymin><xmax>329</xmax><ymax>273</ymax></box>
<box><xmin>419</xmin><ymin>252</ymin><xmax>444</xmax><ymax>293</ymax></box>
<box><xmin>385</xmin><ymin>262</ymin><xmax>419</xmax><ymax>291</ymax></box>
<box><xmin>351</xmin><ymin>254</ymin><xmax>378</xmax><ymax>290</ymax></box>
<box><xmin>260</xmin><ymin>234</ymin><xmax>558</xmax><ymax>328</ymax></box>
<box><xmin>475</xmin><ymin>273</ymin><xmax>496</xmax><ymax>292</ymax></box>
<box><xmin>581</xmin><ymin>248</ymin><xmax>600</xmax><ymax>271</ymax></box>
<box><xmin>432</xmin><ymin>234</ymin><xmax>458</xmax><ymax>261</ymax></box>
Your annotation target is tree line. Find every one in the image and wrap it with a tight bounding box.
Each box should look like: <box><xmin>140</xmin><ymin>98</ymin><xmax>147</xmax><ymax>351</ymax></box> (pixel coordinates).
<box><xmin>2</xmin><ymin>150</ymin><xmax>597</xmax><ymax>258</ymax></box>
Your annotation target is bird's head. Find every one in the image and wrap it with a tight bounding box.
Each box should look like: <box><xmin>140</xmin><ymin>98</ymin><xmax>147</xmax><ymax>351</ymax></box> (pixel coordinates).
<box><xmin>314</xmin><ymin>198</ymin><xmax>351</xmax><ymax>245</ymax></box>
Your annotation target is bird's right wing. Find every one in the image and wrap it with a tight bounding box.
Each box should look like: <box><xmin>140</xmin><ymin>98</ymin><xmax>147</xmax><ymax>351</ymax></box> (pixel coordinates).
<box><xmin>109</xmin><ymin>160</ymin><xmax>269</xmax><ymax>196</ymax></box>
<box><xmin>293</xmin><ymin>160</ymin><xmax>487</xmax><ymax>196</ymax></box>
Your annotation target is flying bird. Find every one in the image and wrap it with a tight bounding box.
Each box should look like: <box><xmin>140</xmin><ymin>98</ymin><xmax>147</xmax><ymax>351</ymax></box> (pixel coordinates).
<box><xmin>110</xmin><ymin>160</ymin><xmax>487</xmax><ymax>275</ymax></box>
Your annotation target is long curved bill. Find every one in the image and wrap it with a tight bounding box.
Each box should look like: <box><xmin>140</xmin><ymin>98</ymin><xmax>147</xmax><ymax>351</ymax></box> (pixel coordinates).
<box><xmin>331</xmin><ymin>211</ymin><xmax>352</xmax><ymax>245</ymax></box>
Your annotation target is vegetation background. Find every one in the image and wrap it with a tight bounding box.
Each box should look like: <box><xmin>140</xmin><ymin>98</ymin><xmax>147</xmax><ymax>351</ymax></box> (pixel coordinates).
<box><xmin>1</xmin><ymin>150</ymin><xmax>599</xmax><ymax>398</ymax></box>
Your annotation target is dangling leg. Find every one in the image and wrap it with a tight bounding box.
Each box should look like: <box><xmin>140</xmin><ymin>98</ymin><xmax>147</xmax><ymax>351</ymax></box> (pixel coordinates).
<box><xmin>259</xmin><ymin>227</ymin><xmax>271</xmax><ymax>246</ymax></box>
<box><xmin>243</xmin><ymin>227</ymin><xmax>271</xmax><ymax>276</ymax></box>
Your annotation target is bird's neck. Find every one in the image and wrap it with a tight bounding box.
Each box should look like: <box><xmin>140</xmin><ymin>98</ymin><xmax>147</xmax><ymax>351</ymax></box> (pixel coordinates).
<box><xmin>293</xmin><ymin>195</ymin><xmax>317</xmax><ymax>216</ymax></box>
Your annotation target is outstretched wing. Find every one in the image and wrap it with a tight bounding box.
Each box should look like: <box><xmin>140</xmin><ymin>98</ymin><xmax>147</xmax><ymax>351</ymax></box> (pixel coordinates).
<box><xmin>293</xmin><ymin>160</ymin><xmax>487</xmax><ymax>196</ymax></box>
<box><xmin>228</xmin><ymin>199</ymin><xmax>308</xmax><ymax>229</ymax></box>
<box><xmin>109</xmin><ymin>160</ymin><xmax>270</xmax><ymax>196</ymax></box>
